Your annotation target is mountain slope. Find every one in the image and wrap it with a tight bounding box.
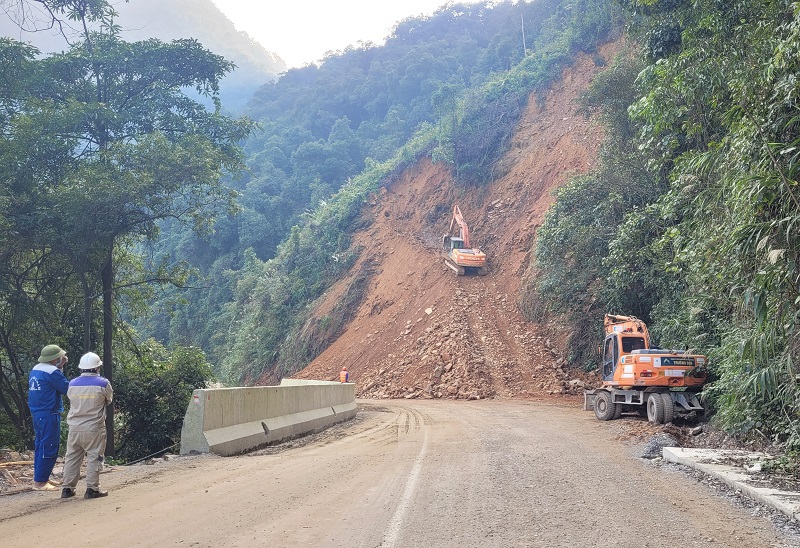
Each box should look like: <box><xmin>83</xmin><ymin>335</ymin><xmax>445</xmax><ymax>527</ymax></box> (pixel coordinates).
<box><xmin>116</xmin><ymin>0</ymin><xmax>284</xmax><ymax>111</ymax></box>
<box><xmin>293</xmin><ymin>42</ymin><xmax>620</xmax><ymax>399</ymax></box>
<box><xmin>0</xmin><ymin>0</ymin><xmax>285</xmax><ymax>111</ymax></box>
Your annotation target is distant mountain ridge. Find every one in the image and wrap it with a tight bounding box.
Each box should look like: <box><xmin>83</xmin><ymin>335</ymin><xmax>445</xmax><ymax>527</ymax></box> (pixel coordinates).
<box><xmin>0</xmin><ymin>0</ymin><xmax>286</xmax><ymax>112</ymax></box>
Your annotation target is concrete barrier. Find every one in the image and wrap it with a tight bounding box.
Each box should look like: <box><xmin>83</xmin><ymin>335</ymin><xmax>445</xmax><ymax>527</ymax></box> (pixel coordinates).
<box><xmin>180</xmin><ymin>379</ymin><xmax>356</xmax><ymax>456</ymax></box>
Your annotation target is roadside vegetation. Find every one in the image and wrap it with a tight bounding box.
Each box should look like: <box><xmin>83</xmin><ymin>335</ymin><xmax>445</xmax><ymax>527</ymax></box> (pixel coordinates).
<box><xmin>530</xmin><ymin>0</ymin><xmax>800</xmax><ymax>452</ymax></box>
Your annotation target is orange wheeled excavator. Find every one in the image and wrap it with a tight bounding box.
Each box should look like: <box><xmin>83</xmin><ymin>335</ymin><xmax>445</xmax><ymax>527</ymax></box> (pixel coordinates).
<box><xmin>584</xmin><ymin>314</ymin><xmax>709</xmax><ymax>424</ymax></box>
<box><xmin>442</xmin><ymin>205</ymin><xmax>487</xmax><ymax>275</ymax></box>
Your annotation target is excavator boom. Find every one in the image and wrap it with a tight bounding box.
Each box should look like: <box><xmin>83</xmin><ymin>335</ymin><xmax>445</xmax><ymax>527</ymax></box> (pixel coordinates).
<box><xmin>449</xmin><ymin>205</ymin><xmax>472</xmax><ymax>247</ymax></box>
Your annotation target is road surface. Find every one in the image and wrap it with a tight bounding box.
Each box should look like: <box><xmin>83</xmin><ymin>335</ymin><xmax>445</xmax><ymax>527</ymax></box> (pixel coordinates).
<box><xmin>1</xmin><ymin>400</ymin><xmax>797</xmax><ymax>547</ymax></box>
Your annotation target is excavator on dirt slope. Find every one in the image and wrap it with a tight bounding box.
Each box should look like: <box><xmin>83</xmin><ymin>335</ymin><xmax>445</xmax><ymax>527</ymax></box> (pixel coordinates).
<box><xmin>584</xmin><ymin>314</ymin><xmax>709</xmax><ymax>424</ymax></box>
<box><xmin>442</xmin><ymin>205</ymin><xmax>487</xmax><ymax>276</ymax></box>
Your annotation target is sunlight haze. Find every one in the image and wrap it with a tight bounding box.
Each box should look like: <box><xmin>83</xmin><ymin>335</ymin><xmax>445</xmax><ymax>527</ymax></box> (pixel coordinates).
<box><xmin>211</xmin><ymin>0</ymin><xmax>460</xmax><ymax>68</ymax></box>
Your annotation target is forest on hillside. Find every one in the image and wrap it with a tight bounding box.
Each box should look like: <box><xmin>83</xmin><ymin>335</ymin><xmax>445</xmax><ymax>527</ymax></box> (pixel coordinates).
<box><xmin>0</xmin><ymin>0</ymin><xmax>798</xmax><ymax>466</ymax></box>
<box><xmin>531</xmin><ymin>0</ymin><xmax>800</xmax><ymax>453</ymax></box>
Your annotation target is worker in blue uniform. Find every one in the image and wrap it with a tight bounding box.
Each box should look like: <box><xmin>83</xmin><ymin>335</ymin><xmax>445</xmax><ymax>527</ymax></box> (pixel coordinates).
<box><xmin>28</xmin><ymin>344</ymin><xmax>70</xmax><ymax>491</ymax></box>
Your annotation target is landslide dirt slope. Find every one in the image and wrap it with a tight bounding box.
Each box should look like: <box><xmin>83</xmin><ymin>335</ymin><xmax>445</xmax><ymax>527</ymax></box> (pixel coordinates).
<box><xmin>294</xmin><ymin>43</ymin><xmax>619</xmax><ymax>400</ymax></box>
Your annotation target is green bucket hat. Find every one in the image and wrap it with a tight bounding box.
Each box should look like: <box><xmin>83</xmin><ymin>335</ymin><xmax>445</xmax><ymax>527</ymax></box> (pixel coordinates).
<box><xmin>38</xmin><ymin>344</ymin><xmax>66</xmax><ymax>363</ymax></box>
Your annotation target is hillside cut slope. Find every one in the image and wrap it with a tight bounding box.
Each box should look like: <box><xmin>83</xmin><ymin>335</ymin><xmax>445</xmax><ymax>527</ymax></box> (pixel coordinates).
<box><xmin>294</xmin><ymin>43</ymin><xmax>620</xmax><ymax>400</ymax></box>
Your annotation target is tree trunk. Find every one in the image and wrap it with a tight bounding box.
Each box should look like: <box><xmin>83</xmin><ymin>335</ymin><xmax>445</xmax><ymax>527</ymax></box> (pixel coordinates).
<box><xmin>80</xmin><ymin>267</ymin><xmax>92</xmax><ymax>353</ymax></box>
<box><xmin>101</xmin><ymin>246</ymin><xmax>115</xmax><ymax>457</ymax></box>
<box><xmin>0</xmin><ymin>333</ymin><xmax>34</xmax><ymax>448</ymax></box>
<box><xmin>0</xmin><ymin>371</ymin><xmax>31</xmax><ymax>448</ymax></box>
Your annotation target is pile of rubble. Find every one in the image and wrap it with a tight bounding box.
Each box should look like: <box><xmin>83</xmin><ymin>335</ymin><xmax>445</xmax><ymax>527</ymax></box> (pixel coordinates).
<box><xmin>354</xmin><ymin>286</ymin><xmax>595</xmax><ymax>401</ymax></box>
<box><xmin>357</xmin><ymin>316</ymin><xmax>496</xmax><ymax>400</ymax></box>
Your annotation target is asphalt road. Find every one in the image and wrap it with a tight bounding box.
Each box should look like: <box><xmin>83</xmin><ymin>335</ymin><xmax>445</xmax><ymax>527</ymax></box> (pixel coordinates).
<box><xmin>1</xmin><ymin>400</ymin><xmax>797</xmax><ymax>547</ymax></box>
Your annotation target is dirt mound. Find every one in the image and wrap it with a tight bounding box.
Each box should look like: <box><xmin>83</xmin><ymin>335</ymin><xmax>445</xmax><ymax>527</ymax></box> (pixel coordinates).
<box><xmin>294</xmin><ymin>42</ymin><xmax>621</xmax><ymax>400</ymax></box>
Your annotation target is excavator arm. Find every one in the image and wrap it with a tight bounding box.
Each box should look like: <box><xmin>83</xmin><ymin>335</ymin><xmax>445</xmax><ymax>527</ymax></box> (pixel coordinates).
<box><xmin>448</xmin><ymin>205</ymin><xmax>472</xmax><ymax>247</ymax></box>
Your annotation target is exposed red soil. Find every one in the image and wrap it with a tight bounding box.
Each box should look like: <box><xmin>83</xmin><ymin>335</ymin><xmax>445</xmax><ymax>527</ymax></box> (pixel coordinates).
<box><xmin>294</xmin><ymin>42</ymin><xmax>621</xmax><ymax>401</ymax></box>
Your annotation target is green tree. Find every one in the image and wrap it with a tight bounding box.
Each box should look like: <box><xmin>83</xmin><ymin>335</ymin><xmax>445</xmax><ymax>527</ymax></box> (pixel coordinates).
<box><xmin>0</xmin><ymin>37</ymin><xmax>84</xmax><ymax>448</ymax></box>
<box><xmin>0</xmin><ymin>1</ymin><xmax>253</xmax><ymax>452</ymax></box>
<box><xmin>114</xmin><ymin>343</ymin><xmax>213</xmax><ymax>461</ymax></box>
<box><xmin>0</xmin><ymin>247</ymin><xmax>82</xmax><ymax>448</ymax></box>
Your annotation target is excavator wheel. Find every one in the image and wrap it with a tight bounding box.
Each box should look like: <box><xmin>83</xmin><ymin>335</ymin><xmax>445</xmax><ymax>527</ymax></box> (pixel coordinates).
<box><xmin>647</xmin><ymin>393</ymin><xmax>666</xmax><ymax>424</ymax></box>
<box><xmin>660</xmin><ymin>392</ymin><xmax>675</xmax><ymax>424</ymax></box>
<box><xmin>593</xmin><ymin>390</ymin><xmax>618</xmax><ymax>421</ymax></box>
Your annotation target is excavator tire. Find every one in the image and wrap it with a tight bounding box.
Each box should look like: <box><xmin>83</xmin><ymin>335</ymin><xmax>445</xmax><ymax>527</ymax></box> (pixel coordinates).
<box><xmin>647</xmin><ymin>393</ymin><xmax>666</xmax><ymax>424</ymax></box>
<box><xmin>660</xmin><ymin>392</ymin><xmax>675</xmax><ymax>424</ymax></box>
<box><xmin>593</xmin><ymin>390</ymin><xmax>617</xmax><ymax>421</ymax></box>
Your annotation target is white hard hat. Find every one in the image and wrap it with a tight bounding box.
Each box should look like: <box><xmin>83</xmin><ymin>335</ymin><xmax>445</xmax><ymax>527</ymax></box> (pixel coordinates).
<box><xmin>78</xmin><ymin>352</ymin><xmax>103</xmax><ymax>370</ymax></box>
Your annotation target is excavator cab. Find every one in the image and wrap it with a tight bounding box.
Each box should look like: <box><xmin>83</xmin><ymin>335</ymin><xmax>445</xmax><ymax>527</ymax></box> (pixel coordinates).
<box><xmin>448</xmin><ymin>237</ymin><xmax>465</xmax><ymax>250</ymax></box>
<box><xmin>603</xmin><ymin>333</ymin><xmax>647</xmax><ymax>380</ymax></box>
<box><xmin>622</xmin><ymin>336</ymin><xmax>646</xmax><ymax>353</ymax></box>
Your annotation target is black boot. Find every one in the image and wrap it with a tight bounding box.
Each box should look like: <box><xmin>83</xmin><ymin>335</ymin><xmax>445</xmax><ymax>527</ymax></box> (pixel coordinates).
<box><xmin>61</xmin><ymin>488</ymin><xmax>75</xmax><ymax>498</ymax></box>
<box><xmin>84</xmin><ymin>488</ymin><xmax>108</xmax><ymax>499</ymax></box>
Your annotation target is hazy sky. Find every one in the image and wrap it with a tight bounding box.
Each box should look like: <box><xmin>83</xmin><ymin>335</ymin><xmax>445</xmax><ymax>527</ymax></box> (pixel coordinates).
<box><xmin>210</xmin><ymin>0</ymin><xmax>459</xmax><ymax>68</ymax></box>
